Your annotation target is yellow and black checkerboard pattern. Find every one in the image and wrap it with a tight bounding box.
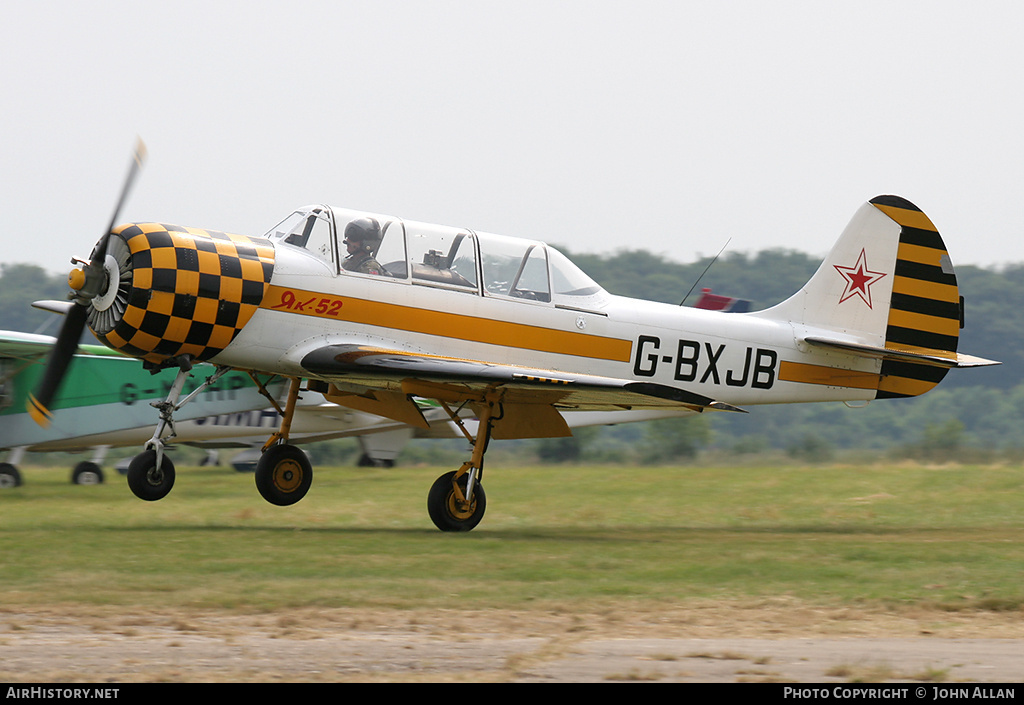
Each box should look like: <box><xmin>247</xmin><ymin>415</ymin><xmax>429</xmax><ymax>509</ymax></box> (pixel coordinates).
<box><xmin>97</xmin><ymin>223</ymin><xmax>275</xmax><ymax>365</ymax></box>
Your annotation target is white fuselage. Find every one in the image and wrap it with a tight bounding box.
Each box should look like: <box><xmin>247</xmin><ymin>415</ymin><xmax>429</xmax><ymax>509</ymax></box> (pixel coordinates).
<box><xmin>213</xmin><ymin>243</ymin><xmax>877</xmax><ymax>409</ymax></box>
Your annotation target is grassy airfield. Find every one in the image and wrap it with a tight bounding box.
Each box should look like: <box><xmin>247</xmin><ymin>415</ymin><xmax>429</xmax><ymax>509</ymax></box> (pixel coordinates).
<box><xmin>0</xmin><ymin>461</ymin><xmax>1022</xmax><ymax>614</ymax></box>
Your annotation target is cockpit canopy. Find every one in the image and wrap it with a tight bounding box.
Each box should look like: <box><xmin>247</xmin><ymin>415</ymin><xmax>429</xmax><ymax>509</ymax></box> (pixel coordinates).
<box><xmin>264</xmin><ymin>205</ymin><xmax>606</xmax><ymax>308</ymax></box>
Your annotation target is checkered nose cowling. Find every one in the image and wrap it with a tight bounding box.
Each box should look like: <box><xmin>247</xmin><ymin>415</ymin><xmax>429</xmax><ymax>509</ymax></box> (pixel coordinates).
<box><xmin>93</xmin><ymin>223</ymin><xmax>275</xmax><ymax>366</ymax></box>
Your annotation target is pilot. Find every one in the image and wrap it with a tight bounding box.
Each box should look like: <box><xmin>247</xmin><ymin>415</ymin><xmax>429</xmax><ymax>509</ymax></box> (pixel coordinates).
<box><xmin>341</xmin><ymin>217</ymin><xmax>385</xmax><ymax>275</ymax></box>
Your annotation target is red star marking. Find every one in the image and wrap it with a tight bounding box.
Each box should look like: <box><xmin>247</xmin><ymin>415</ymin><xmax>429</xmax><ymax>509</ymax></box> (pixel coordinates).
<box><xmin>833</xmin><ymin>249</ymin><xmax>886</xmax><ymax>308</ymax></box>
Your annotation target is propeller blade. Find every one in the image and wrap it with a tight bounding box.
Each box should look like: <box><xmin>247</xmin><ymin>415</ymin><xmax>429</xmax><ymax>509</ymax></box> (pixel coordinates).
<box><xmin>90</xmin><ymin>137</ymin><xmax>147</xmax><ymax>265</ymax></box>
<box><xmin>27</xmin><ymin>303</ymin><xmax>88</xmax><ymax>427</ymax></box>
<box><xmin>28</xmin><ymin>138</ymin><xmax>148</xmax><ymax>427</ymax></box>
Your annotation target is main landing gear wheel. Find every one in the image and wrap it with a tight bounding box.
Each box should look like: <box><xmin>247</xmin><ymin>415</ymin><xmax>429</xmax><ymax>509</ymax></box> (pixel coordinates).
<box><xmin>427</xmin><ymin>470</ymin><xmax>487</xmax><ymax>532</ymax></box>
<box><xmin>71</xmin><ymin>461</ymin><xmax>104</xmax><ymax>485</ymax></box>
<box><xmin>255</xmin><ymin>444</ymin><xmax>312</xmax><ymax>506</ymax></box>
<box><xmin>127</xmin><ymin>449</ymin><xmax>175</xmax><ymax>501</ymax></box>
<box><xmin>0</xmin><ymin>462</ymin><xmax>22</xmax><ymax>488</ymax></box>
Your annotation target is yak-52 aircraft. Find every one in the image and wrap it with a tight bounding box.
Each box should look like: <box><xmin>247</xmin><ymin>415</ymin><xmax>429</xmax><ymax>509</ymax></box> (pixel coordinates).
<box><xmin>30</xmin><ymin>142</ymin><xmax>998</xmax><ymax>530</ymax></box>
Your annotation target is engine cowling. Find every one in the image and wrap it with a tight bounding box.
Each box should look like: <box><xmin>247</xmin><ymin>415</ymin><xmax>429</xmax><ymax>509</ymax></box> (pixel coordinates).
<box><xmin>88</xmin><ymin>223</ymin><xmax>276</xmax><ymax>366</ymax></box>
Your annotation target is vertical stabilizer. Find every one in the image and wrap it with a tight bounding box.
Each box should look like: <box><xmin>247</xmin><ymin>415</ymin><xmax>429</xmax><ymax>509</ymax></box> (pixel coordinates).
<box><xmin>757</xmin><ymin>195</ymin><xmax>969</xmax><ymax>398</ymax></box>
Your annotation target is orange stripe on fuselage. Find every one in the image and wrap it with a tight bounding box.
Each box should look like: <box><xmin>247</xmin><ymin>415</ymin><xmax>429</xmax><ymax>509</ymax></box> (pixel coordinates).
<box><xmin>778</xmin><ymin>361</ymin><xmax>881</xmax><ymax>390</ymax></box>
<box><xmin>261</xmin><ymin>284</ymin><xmax>633</xmax><ymax>363</ymax></box>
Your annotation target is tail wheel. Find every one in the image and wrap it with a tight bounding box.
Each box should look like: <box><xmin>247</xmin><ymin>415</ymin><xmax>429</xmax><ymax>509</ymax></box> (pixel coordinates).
<box><xmin>255</xmin><ymin>444</ymin><xmax>312</xmax><ymax>506</ymax></box>
<box><xmin>427</xmin><ymin>470</ymin><xmax>487</xmax><ymax>532</ymax></box>
<box><xmin>127</xmin><ymin>450</ymin><xmax>175</xmax><ymax>501</ymax></box>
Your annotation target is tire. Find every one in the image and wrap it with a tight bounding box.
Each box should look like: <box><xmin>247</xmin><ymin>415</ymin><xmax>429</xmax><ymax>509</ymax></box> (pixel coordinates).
<box><xmin>71</xmin><ymin>461</ymin><xmax>105</xmax><ymax>485</ymax></box>
<box><xmin>126</xmin><ymin>450</ymin><xmax>175</xmax><ymax>501</ymax></box>
<box><xmin>0</xmin><ymin>463</ymin><xmax>22</xmax><ymax>489</ymax></box>
<box><xmin>255</xmin><ymin>444</ymin><xmax>312</xmax><ymax>506</ymax></box>
<box><xmin>427</xmin><ymin>470</ymin><xmax>486</xmax><ymax>532</ymax></box>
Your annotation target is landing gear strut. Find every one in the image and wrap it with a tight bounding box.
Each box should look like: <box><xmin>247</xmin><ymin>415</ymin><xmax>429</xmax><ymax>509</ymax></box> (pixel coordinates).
<box><xmin>426</xmin><ymin>394</ymin><xmax>497</xmax><ymax>532</ymax></box>
<box><xmin>254</xmin><ymin>377</ymin><xmax>312</xmax><ymax>506</ymax></box>
<box><xmin>126</xmin><ymin>357</ymin><xmax>230</xmax><ymax>501</ymax></box>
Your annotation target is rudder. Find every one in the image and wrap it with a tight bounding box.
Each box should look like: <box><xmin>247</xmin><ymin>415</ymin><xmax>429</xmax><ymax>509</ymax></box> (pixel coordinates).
<box><xmin>869</xmin><ymin>196</ymin><xmax>961</xmax><ymax>397</ymax></box>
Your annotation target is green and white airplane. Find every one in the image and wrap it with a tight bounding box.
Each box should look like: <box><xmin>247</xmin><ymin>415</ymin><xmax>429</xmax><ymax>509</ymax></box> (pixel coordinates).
<box><xmin>0</xmin><ymin>329</ymin><xmax>283</xmax><ymax>487</ymax></box>
<box><xmin>2</xmin><ymin>328</ymin><xmax>680</xmax><ymax>487</ymax></box>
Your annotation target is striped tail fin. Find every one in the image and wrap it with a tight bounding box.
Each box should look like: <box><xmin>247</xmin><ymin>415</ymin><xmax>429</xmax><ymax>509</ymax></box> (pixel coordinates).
<box><xmin>756</xmin><ymin>195</ymin><xmax>998</xmax><ymax>400</ymax></box>
<box><xmin>870</xmin><ymin>195</ymin><xmax>963</xmax><ymax>398</ymax></box>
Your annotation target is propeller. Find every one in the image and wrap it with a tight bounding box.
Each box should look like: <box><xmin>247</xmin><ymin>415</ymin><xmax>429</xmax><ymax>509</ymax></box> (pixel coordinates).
<box><xmin>27</xmin><ymin>139</ymin><xmax>147</xmax><ymax>427</ymax></box>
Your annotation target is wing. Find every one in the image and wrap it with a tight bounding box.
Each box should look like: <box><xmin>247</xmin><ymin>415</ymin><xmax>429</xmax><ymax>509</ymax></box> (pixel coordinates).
<box><xmin>0</xmin><ymin>331</ymin><xmax>61</xmax><ymax>362</ymax></box>
<box><xmin>0</xmin><ymin>326</ymin><xmax>130</xmax><ymax>364</ymax></box>
<box><xmin>300</xmin><ymin>343</ymin><xmax>744</xmax><ymax>439</ymax></box>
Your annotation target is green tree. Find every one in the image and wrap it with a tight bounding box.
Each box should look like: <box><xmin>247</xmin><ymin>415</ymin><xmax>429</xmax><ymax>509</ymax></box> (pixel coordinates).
<box><xmin>0</xmin><ymin>264</ymin><xmax>69</xmax><ymax>335</ymax></box>
<box><xmin>639</xmin><ymin>416</ymin><xmax>711</xmax><ymax>464</ymax></box>
<box><xmin>787</xmin><ymin>434</ymin><xmax>835</xmax><ymax>463</ymax></box>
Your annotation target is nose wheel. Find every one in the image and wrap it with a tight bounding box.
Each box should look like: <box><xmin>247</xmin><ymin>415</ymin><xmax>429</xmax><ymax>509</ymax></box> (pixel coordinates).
<box><xmin>126</xmin><ymin>356</ymin><xmax>226</xmax><ymax>502</ymax></box>
<box><xmin>126</xmin><ymin>449</ymin><xmax>176</xmax><ymax>501</ymax></box>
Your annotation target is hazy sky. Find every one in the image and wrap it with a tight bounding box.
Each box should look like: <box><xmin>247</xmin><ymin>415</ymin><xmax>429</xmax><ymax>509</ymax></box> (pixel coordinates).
<box><xmin>3</xmin><ymin>1</ymin><xmax>1023</xmax><ymax>278</ymax></box>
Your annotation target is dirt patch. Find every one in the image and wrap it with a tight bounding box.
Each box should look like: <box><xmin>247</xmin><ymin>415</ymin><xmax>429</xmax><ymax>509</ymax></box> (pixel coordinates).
<box><xmin>0</xmin><ymin>602</ymin><xmax>1021</xmax><ymax>682</ymax></box>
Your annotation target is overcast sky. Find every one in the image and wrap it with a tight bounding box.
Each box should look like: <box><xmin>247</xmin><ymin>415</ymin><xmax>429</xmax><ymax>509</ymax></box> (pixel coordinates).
<box><xmin>3</xmin><ymin>1</ymin><xmax>1023</xmax><ymax>279</ymax></box>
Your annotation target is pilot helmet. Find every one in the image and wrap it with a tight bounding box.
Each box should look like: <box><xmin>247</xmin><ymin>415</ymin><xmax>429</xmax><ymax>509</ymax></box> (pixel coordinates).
<box><xmin>343</xmin><ymin>218</ymin><xmax>382</xmax><ymax>254</ymax></box>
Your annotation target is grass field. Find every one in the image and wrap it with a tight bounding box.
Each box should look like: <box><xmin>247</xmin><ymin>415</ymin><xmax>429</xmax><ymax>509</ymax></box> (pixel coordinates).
<box><xmin>0</xmin><ymin>460</ymin><xmax>1022</xmax><ymax>616</ymax></box>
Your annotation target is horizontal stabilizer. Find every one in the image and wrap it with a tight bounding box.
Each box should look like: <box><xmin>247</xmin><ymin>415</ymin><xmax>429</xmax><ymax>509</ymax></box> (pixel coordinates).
<box><xmin>804</xmin><ymin>336</ymin><xmax>1000</xmax><ymax>369</ymax></box>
